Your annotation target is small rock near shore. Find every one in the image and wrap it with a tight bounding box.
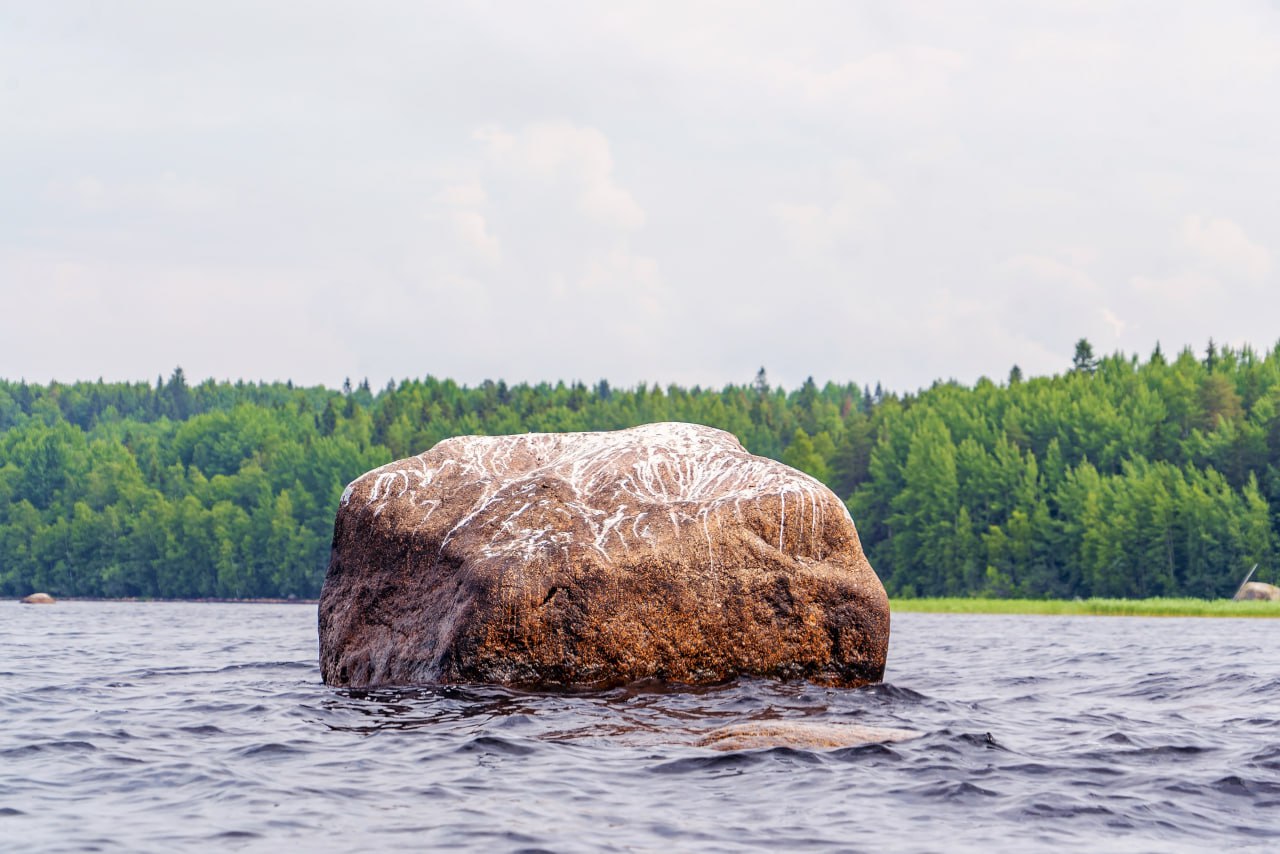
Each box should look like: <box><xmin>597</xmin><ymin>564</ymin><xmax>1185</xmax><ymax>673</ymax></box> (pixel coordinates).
<box><xmin>1234</xmin><ymin>581</ymin><xmax>1280</xmax><ymax>602</ymax></box>
<box><xmin>20</xmin><ymin>592</ymin><xmax>56</xmax><ymax>605</ymax></box>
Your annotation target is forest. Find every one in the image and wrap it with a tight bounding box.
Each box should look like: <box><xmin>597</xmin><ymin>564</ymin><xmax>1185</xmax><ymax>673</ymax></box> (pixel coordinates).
<box><xmin>2</xmin><ymin>339</ymin><xmax>1278</xmax><ymax>600</ymax></box>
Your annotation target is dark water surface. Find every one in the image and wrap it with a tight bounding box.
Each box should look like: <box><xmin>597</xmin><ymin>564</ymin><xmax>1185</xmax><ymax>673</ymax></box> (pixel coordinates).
<box><xmin>3</xmin><ymin>603</ymin><xmax>1279</xmax><ymax>852</ymax></box>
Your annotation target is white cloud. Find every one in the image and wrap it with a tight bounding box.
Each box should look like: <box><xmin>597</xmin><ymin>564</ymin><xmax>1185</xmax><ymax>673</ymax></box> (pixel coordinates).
<box><xmin>579</xmin><ymin>246</ymin><xmax>660</xmax><ymax>296</ymax></box>
<box><xmin>0</xmin><ymin>247</ymin><xmax>352</xmax><ymax>383</ymax></box>
<box><xmin>474</xmin><ymin>122</ymin><xmax>645</xmax><ymax>231</ymax></box>
<box><xmin>43</xmin><ymin>177</ymin><xmax>108</xmax><ymax>212</ymax></box>
<box><xmin>449</xmin><ymin>210</ymin><xmax>501</xmax><ymax>264</ymax></box>
<box><xmin>1181</xmin><ymin>215</ymin><xmax>1271</xmax><ymax>281</ymax></box>
<box><xmin>435</xmin><ymin>184</ymin><xmax>501</xmax><ymax>264</ymax></box>
<box><xmin>1130</xmin><ymin>271</ymin><xmax>1219</xmax><ymax>302</ymax></box>
<box><xmin>436</xmin><ymin>183</ymin><xmax>488</xmax><ymax>208</ymax></box>
<box><xmin>774</xmin><ymin>161</ymin><xmax>896</xmax><ymax>258</ymax></box>
<box><xmin>43</xmin><ymin>173</ymin><xmax>233</xmax><ymax>215</ymax></box>
<box><xmin>765</xmin><ymin>45</ymin><xmax>968</xmax><ymax>111</ymax></box>
<box><xmin>1100</xmin><ymin>307</ymin><xmax>1126</xmax><ymax>338</ymax></box>
<box><xmin>998</xmin><ymin>254</ymin><xmax>1099</xmax><ymax>295</ymax></box>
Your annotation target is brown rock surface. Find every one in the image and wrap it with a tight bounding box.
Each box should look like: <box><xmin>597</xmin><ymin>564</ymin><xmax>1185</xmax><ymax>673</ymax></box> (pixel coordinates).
<box><xmin>20</xmin><ymin>592</ymin><xmax>56</xmax><ymax>605</ymax></box>
<box><xmin>319</xmin><ymin>422</ymin><xmax>889</xmax><ymax>690</ymax></box>
<box><xmin>1234</xmin><ymin>581</ymin><xmax>1280</xmax><ymax>602</ymax></box>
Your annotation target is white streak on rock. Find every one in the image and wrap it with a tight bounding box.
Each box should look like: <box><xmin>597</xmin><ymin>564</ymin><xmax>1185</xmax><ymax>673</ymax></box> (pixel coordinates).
<box><xmin>348</xmin><ymin>423</ymin><xmax>832</xmax><ymax>565</ymax></box>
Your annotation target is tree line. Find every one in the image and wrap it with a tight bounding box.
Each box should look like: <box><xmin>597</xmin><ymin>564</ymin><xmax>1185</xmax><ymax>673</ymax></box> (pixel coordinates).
<box><xmin>2</xmin><ymin>340</ymin><xmax>1278</xmax><ymax>600</ymax></box>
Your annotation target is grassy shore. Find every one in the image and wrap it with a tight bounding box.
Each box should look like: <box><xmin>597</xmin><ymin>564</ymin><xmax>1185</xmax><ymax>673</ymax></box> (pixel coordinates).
<box><xmin>890</xmin><ymin>597</ymin><xmax>1280</xmax><ymax>618</ymax></box>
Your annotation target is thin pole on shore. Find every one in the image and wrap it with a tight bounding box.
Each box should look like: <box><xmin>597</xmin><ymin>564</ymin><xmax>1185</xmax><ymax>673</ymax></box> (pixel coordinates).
<box><xmin>1233</xmin><ymin>563</ymin><xmax>1259</xmax><ymax>600</ymax></box>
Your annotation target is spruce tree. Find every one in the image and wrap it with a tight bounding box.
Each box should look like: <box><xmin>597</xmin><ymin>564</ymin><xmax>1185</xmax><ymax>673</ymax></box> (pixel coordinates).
<box><xmin>1072</xmin><ymin>339</ymin><xmax>1098</xmax><ymax>374</ymax></box>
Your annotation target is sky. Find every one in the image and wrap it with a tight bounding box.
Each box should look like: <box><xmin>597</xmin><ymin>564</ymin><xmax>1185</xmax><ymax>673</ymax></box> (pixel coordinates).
<box><xmin>3</xmin><ymin>1</ymin><xmax>1279</xmax><ymax>393</ymax></box>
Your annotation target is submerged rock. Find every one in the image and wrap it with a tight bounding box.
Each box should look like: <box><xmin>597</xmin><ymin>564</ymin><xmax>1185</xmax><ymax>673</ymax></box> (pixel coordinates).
<box><xmin>697</xmin><ymin>721</ymin><xmax>920</xmax><ymax>751</ymax></box>
<box><xmin>20</xmin><ymin>592</ymin><xmax>56</xmax><ymax>605</ymax></box>
<box><xmin>1234</xmin><ymin>581</ymin><xmax>1280</xmax><ymax>602</ymax></box>
<box><xmin>319</xmin><ymin>422</ymin><xmax>889</xmax><ymax>690</ymax></box>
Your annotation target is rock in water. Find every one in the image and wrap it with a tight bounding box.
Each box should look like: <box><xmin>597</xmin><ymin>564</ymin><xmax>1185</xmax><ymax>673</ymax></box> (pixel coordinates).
<box><xmin>697</xmin><ymin>721</ymin><xmax>920</xmax><ymax>751</ymax></box>
<box><xmin>20</xmin><ymin>592</ymin><xmax>56</xmax><ymax>605</ymax></box>
<box><xmin>1234</xmin><ymin>581</ymin><xmax>1280</xmax><ymax>602</ymax></box>
<box><xmin>319</xmin><ymin>423</ymin><xmax>889</xmax><ymax>689</ymax></box>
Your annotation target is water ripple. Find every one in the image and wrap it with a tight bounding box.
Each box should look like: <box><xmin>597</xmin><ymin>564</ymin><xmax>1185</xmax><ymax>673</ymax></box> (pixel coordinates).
<box><xmin>3</xmin><ymin>605</ymin><xmax>1280</xmax><ymax>851</ymax></box>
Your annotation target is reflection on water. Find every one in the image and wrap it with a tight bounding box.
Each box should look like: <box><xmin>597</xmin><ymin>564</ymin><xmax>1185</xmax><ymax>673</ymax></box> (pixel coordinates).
<box><xmin>322</xmin><ymin>678</ymin><xmax>922</xmax><ymax>750</ymax></box>
<box><xmin>2</xmin><ymin>603</ymin><xmax>1280</xmax><ymax>852</ymax></box>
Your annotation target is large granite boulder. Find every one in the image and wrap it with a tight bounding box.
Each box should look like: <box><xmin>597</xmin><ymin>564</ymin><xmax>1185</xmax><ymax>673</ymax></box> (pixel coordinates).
<box><xmin>319</xmin><ymin>423</ymin><xmax>888</xmax><ymax>690</ymax></box>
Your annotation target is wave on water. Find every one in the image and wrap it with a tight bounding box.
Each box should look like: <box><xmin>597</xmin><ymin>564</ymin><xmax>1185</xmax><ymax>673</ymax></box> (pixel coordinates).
<box><xmin>2</xmin><ymin>605</ymin><xmax>1279</xmax><ymax>851</ymax></box>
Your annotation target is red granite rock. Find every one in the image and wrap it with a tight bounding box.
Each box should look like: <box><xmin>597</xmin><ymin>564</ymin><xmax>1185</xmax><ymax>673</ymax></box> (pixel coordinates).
<box><xmin>318</xmin><ymin>423</ymin><xmax>888</xmax><ymax>689</ymax></box>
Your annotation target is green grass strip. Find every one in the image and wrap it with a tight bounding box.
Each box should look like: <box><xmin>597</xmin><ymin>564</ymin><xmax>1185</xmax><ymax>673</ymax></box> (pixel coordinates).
<box><xmin>889</xmin><ymin>597</ymin><xmax>1280</xmax><ymax>618</ymax></box>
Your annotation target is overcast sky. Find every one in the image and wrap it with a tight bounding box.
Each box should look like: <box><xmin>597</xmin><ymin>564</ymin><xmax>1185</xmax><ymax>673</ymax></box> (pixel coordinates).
<box><xmin>3</xmin><ymin>2</ymin><xmax>1278</xmax><ymax>392</ymax></box>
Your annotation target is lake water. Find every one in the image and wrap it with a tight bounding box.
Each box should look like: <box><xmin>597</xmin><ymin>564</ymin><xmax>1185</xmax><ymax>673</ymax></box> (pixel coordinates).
<box><xmin>3</xmin><ymin>602</ymin><xmax>1279</xmax><ymax>852</ymax></box>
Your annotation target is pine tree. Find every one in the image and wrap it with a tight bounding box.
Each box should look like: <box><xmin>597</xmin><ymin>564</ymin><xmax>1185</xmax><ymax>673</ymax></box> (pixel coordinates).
<box><xmin>1072</xmin><ymin>339</ymin><xmax>1098</xmax><ymax>374</ymax></box>
<box><xmin>165</xmin><ymin>367</ymin><xmax>191</xmax><ymax>419</ymax></box>
<box><xmin>753</xmin><ymin>367</ymin><xmax>769</xmax><ymax>397</ymax></box>
<box><xmin>320</xmin><ymin>399</ymin><xmax>339</xmax><ymax>436</ymax></box>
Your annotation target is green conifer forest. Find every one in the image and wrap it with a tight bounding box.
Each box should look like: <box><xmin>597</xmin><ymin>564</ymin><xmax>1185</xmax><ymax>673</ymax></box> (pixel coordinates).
<box><xmin>2</xmin><ymin>341</ymin><xmax>1278</xmax><ymax>600</ymax></box>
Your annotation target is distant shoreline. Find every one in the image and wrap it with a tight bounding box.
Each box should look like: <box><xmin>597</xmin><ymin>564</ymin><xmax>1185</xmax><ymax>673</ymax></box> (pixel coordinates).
<box><xmin>891</xmin><ymin>597</ymin><xmax>1280</xmax><ymax>618</ymax></box>
<box><xmin>20</xmin><ymin>597</ymin><xmax>321</xmax><ymax>605</ymax></box>
<box><xmin>15</xmin><ymin>596</ymin><xmax>1280</xmax><ymax>617</ymax></box>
